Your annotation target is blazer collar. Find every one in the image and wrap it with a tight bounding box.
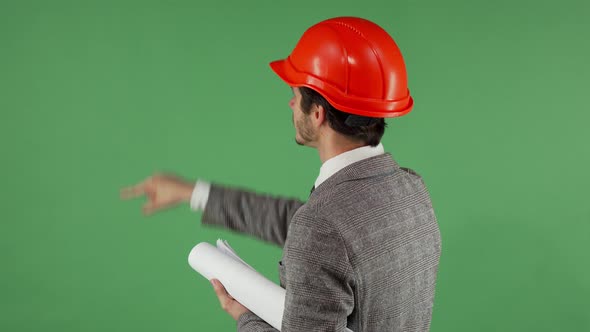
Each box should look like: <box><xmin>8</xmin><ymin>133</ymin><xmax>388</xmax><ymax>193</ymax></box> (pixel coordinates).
<box><xmin>310</xmin><ymin>152</ymin><xmax>400</xmax><ymax>198</ymax></box>
<box><xmin>314</xmin><ymin>143</ymin><xmax>385</xmax><ymax>188</ymax></box>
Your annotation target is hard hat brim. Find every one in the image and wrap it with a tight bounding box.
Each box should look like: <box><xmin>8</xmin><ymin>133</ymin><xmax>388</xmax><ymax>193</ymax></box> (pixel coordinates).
<box><xmin>269</xmin><ymin>58</ymin><xmax>414</xmax><ymax>118</ymax></box>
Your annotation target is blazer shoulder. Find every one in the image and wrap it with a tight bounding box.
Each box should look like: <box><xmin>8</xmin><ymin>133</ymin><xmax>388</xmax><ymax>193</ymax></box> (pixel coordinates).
<box><xmin>289</xmin><ymin>200</ymin><xmax>337</xmax><ymax>234</ymax></box>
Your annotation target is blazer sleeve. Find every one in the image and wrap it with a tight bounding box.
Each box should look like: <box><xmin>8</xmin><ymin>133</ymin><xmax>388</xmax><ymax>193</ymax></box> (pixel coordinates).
<box><xmin>279</xmin><ymin>222</ymin><xmax>355</xmax><ymax>331</ymax></box>
<box><xmin>237</xmin><ymin>312</ymin><xmax>278</xmax><ymax>331</ymax></box>
<box><xmin>236</xmin><ymin>221</ymin><xmax>355</xmax><ymax>332</ymax></box>
<box><xmin>201</xmin><ymin>182</ymin><xmax>306</xmax><ymax>247</ymax></box>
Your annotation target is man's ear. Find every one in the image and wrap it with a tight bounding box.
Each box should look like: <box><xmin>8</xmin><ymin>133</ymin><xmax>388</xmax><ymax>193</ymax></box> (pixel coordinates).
<box><xmin>312</xmin><ymin>104</ymin><xmax>326</xmax><ymax>126</ymax></box>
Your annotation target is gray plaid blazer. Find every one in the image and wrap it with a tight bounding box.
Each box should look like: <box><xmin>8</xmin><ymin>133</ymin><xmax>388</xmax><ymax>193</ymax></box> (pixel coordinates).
<box><xmin>201</xmin><ymin>152</ymin><xmax>442</xmax><ymax>331</ymax></box>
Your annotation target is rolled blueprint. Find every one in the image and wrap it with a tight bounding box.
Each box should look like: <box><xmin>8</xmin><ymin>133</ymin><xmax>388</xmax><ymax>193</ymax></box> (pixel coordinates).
<box><xmin>188</xmin><ymin>241</ymin><xmax>286</xmax><ymax>330</ymax></box>
<box><xmin>188</xmin><ymin>240</ymin><xmax>354</xmax><ymax>332</ymax></box>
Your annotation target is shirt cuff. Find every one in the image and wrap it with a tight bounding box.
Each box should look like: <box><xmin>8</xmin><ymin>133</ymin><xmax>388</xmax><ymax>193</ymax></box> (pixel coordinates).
<box><xmin>189</xmin><ymin>179</ymin><xmax>211</xmax><ymax>211</ymax></box>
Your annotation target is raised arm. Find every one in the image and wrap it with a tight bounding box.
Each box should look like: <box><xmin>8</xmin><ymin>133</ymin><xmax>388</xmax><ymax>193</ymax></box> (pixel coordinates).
<box><xmin>201</xmin><ymin>182</ymin><xmax>306</xmax><ymax>247</ymax></box>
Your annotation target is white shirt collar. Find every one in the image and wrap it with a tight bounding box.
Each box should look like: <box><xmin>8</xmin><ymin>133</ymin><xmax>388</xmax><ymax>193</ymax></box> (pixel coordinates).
<box><xmin>314</xmin><ymin>142</ymin><xmax>385</xmax><ymax>188</ymax></box>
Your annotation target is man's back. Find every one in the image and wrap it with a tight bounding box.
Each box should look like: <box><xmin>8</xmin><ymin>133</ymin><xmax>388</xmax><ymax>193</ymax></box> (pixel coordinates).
<box><xmin>203</xmin><ymin>153</ymin><xmax>441</xmax><ymax>331</ymax></box>
<box><xmin>284</xmin><ymin>153</ymin><xmax>441</xmax><ymax>331</ymax></box>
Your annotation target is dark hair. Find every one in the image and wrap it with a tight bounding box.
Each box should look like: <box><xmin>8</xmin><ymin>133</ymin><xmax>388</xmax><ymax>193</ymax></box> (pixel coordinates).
<box><xmin>299</xmin><ymin>86</ymin><xmax>387</xmax><ymax>147</ymax></box>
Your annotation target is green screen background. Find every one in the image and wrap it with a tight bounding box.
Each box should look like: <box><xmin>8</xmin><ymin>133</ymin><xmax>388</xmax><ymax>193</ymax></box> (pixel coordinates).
<box><xmin>1</xmin><ymin>0</ymin><xmax>588</xmax><ymax>331</ymax></box>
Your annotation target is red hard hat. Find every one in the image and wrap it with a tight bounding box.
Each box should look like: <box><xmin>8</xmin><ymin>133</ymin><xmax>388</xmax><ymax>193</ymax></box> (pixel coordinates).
<box><xmin>270</xmin><ymin>17</ymin><xmax>413</xmax><ymax>118</ymax></box>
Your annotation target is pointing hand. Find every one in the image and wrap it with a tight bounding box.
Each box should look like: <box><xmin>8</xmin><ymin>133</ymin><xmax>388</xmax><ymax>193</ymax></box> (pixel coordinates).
<box><xmin>120</xmin><ymin>172</ymin><xmax>194</xmax><ymax>215</ymax></box>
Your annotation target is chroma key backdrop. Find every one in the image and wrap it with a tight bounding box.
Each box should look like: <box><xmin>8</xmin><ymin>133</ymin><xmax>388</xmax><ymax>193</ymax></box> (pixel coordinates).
<box><xmin>1</xmin><ymin>0</ymin><xmax>589</xmax><ymax>331</ymax></box>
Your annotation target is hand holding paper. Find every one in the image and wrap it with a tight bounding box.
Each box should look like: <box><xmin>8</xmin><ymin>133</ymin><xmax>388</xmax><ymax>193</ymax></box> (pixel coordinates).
<box><xmin>188</xmin><ymin>239</ymin><xmax>286</xmax><ymax>330</ymax></box>
<box><xmin>210</xmin><ymin>278</ymin><xmax>250</xmax><ymax>321</ymax></box>
<box><xmin>188</xmin><ymin>239</ymin><xmax>353</xmax><ymax>332</ymax></box>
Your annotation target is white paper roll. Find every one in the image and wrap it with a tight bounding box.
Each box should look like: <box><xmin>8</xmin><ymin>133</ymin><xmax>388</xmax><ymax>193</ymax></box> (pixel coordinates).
<box><xmin>188</xmin><ymin>241</ymin><xmax>353</xmax><ymax>332</ymax></box>
<box><xmin>188</xmin><ymin>242</ymin><xmax>286</xmax><ymax>330</ymax></box>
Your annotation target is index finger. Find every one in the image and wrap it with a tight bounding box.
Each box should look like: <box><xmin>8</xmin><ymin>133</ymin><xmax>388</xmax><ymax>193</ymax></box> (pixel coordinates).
<box><xmin>120</xmin><ymin>182</ymin><xmax>147</xmax><ymax>200</ymax></box>
<box><xmin>211</xmin><ymin>279</ymin><xmax>232</xmax><ymax>308</ymax></box>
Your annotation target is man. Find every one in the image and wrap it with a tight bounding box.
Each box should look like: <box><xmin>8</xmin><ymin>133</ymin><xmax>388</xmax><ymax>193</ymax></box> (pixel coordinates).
<box><xmin>121</xmin><ymin>17</ymin><xmax>442</xmax><ymax>331</ymax></box>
